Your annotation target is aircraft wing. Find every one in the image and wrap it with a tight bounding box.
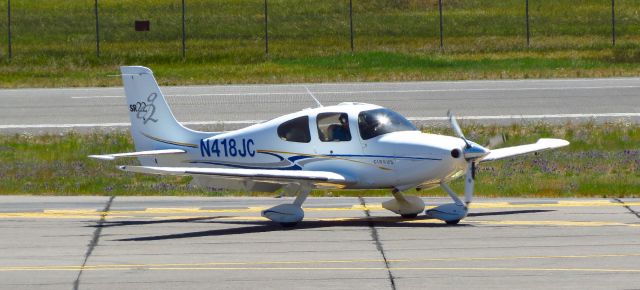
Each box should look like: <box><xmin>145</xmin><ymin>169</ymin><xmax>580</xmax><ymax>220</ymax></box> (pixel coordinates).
<box><xmin>88</xmin><ymin>149</ymin><xmax>186</xmax><ymax>160</ymax></box>
<box><xmin>480</xmin><ymin>138</ymin><xmax>569</xmax><ymax>163</ymax></box>
<box><xmin>118</xmin><ymin>165</ymin><xmax>355</xmax><ymax>187</ymax></box>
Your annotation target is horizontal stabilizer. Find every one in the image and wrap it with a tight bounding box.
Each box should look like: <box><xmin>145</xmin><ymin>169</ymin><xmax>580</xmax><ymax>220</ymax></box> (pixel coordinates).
<box><xmin>119</xmin><ymin>166</ymin><xmax>353</xmax><ymax>185</ymax></box>
<box><xmin>88</xmin><ymin>149</ymin><xmax>186</xmax><ymax>161</ymax></box>
<box><xmin>480</xmin><ymin>138</ymin><xmax>569</xmax><ymax>163</ymax></box>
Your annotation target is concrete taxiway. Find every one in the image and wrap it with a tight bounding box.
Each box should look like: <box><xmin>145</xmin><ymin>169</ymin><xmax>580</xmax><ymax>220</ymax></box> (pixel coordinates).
<box><xmin>1</xmin><ymin>78</ymin><xmax>639</xmax><ymax>133</ymax></box>
<box><xmin>0</xmin><ymin>196</ymin><xmax>639</xmax><ymax>289</ymax></box>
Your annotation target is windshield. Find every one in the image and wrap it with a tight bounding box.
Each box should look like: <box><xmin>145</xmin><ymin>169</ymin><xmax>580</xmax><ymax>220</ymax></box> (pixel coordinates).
<box><xmin>358</xmin><ymin>108</ymin><xmax>417</xmax><ymax>140</ymax></box>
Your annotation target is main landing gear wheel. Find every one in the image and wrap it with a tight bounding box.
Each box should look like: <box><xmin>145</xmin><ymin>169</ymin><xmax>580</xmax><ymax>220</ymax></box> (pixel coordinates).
<box><xmin>382</xmin><ymin>189</ymin><xmax>425</xmax><ymax>218</ymax></box>
<box><xmin>401</xmin><ymin>213</ymin><xmax>419</xmax><ymax>218</ymax></box>
<box><xmin>445</xmin><ymin>219</ymin><xmax>460</xmax><ymax>225</ymax></box>
<box><xmin>262</xmin><ymin>184</ymin><xmax>311</xmax><ymax>226</ymax></box>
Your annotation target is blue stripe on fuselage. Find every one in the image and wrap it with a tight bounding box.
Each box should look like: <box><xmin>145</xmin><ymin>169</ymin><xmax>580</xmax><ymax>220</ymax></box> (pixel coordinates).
<box><xmin>189</xmin><ymin>161</ymin><xmax>302</xmax><ymax>171</ymax></box>
<box><xmin>328</xmin><ymin>154</ymin><xmax>441</xmax><ymax>161</ymax></box>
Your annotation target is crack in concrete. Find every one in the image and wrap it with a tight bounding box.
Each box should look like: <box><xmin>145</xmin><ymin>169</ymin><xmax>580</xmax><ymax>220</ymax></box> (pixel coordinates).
<box><xmin>73</xmin><ymin>196</ymin><xmax>114</xmax><ymax>290</ymax></box>
<box><xmin>358</xmin><ymin>197</ymin><xmax>396</xmax><ymax>290</ymax></box>
<box><xmin>613</xmin><ymin>198</ymin><xmax>640</xmax><ymax>219</ymax></box>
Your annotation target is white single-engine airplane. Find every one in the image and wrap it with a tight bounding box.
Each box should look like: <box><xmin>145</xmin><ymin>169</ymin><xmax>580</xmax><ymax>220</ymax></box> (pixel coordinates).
<box><xmin>91</xmin><ymin>66</ymin><xmax>569</xmax><ymax>226</ymax></box>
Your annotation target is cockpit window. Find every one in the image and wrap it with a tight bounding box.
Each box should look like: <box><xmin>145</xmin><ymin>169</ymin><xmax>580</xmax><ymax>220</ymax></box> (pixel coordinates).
<box><xmin>358</xmin><ymin>108</ymin><xmax>417</xmax><ymax>140</ymax></box>
<box><xmin>277</xmin><ymin>116</ymin><xmax>311</xmax><ymax>143</ymax></box>
<box><xmin>317</xmin><ymin>112</ymin><xmax>352</xmax><ymax>142</ymax></box>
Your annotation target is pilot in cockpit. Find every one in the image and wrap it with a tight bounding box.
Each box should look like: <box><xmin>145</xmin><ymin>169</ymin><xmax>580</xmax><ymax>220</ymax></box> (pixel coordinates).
<box><xmin>330</xmin><ymin>114</ymin><xmax>350</xmax><ymax>141</ymax></box>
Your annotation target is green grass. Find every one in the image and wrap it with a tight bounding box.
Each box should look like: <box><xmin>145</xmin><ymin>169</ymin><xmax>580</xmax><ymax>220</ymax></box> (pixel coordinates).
<box><xmin>1</xmin><ymin>0</ymin><xmax>640</xmax><ymax>87</ymax></box>
<box><xmin>0</xmin><ymin>121</ymin><xmax>638</xmax><ymax>197</ymax></box>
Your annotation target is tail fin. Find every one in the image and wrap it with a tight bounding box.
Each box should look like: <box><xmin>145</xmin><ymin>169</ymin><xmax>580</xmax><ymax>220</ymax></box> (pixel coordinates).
<box><xmin>121</xmin><ymin>66</ymin><xmax>211</xmax><ymax>164</ymax></box>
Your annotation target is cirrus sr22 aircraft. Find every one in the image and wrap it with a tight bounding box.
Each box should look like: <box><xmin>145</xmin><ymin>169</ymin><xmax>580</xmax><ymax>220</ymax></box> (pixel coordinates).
<box><xmin>90</xmin><ymin>66</ymin><xmax>569</xmax><ymax>226</ymax></box>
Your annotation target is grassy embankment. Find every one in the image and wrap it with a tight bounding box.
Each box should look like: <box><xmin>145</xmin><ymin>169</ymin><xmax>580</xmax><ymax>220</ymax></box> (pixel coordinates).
<box><xmin>1</xmin><ymin>0</ymin><xmax>640</xmax><ymax>87</ymax></box>
<box><xmin>1</xmin><ymin>121</ymin><xmax>637</xmax><ymax>197</ymax></box>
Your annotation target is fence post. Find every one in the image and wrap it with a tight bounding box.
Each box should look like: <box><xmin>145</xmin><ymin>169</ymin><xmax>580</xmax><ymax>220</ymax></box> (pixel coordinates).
<box><xmin>94</xmin><ymin>0</ymin><xmax>100</xmax><ymax>57</ymax></box>
<box><xmin>7</xmin><ymin>0</ymin><xmax>12</xmax><ymax>59</ymax></box>
<box><xmin>182</xmin><ymin>0</ymin><xmax>186</xmax><ymax>57</ymax></box>
<box><xmin>611</xmin><ymin>0</ymin><xmax>616</xmax><ymax>46</ymax></box>
<box><xmin>438</xmin><ymin>0</ymin><xmax>443</xmax><ymax>50</ymax></box>
<box><xmin>264</xmin><ymin>0</ymin><xmax>269</xmax><ymax>55</ymax></box>
<box><xmin>525</xmin><ymin>0</ymin><xmax>530</xmax><ymax>47</ymax></box>
<box><xmin>349</xmin><ymin>0</ymin><xmax>354</xmax><ymax>52</ymax></box>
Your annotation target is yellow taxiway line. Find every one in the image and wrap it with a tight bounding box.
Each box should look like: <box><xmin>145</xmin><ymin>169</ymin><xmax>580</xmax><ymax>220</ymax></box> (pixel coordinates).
<box><xmin>1</xmin><ymin>200</ymin><xmax>638</xmax><ymax>218</ymax></box>
<box><xmin>470</xmin><ymin>200</ymin><xmax>640</xmax><ymax>209</ymax></box>
<box><xmin>3</xmin><ymin>266</ymin><xmax>640</xmax><ymax>273</ymax></box>
<box><xmin>0</xmin><ymin>200</ymin><xmax>638</xmax><ymax>227</ymax></box>
<box><xmin>2</xmin><ymin>253</ymin><xmax>640</xmax><ymax>272</ymax></box>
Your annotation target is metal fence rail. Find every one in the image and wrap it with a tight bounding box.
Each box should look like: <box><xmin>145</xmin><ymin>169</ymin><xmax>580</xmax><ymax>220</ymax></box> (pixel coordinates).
<box><xmin>1</xmin><ymin>0</ymin><xmax>639</xmax><ymax>59</ymax></box>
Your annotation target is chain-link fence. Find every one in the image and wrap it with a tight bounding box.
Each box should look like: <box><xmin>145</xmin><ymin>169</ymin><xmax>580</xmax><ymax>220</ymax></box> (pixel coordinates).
<box><xmin>1</xmin><ymin>0</ymin><xmax>639</xmax><ymax>60</ymax></box>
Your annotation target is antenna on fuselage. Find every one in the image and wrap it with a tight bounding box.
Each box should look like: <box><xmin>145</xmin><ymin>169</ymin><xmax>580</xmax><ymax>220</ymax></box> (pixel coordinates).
<box><xmin>304</xmin><ymin>86</ymin><xmax>323</xmax><ymax>108</ymax></box>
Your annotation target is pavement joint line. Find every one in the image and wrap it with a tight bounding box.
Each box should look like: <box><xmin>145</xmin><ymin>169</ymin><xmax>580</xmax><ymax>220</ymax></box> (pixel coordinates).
<box><xmin>73</xmin><ymin>196</ymin><xmax>114</xmax><ymax>290</ymax></box>
<box><xmin>613</xmin><ymin>198</ymin><xmax>640</xmax><ymax>220</ymax></box>
<box><xmin>358</xmin><ymin>197</ymin><xmax>396</xmax><ymax>290</ymax></box>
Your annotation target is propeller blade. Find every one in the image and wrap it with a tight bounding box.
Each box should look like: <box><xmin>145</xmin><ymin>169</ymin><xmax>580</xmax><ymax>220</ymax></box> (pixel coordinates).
<box><xmin>464</xmin><ymin>161</ymin><xmax>474</xmax><ymax>204</ymax></box>
<box><xmin>447</xmin><ymin>110</ymin><xmax>470</xmax><ymax>148</ymax></box>
<box><xmin>471</xmin><ymin>161</ymin><xmax>476</xmax><ymax>180</ymax></box>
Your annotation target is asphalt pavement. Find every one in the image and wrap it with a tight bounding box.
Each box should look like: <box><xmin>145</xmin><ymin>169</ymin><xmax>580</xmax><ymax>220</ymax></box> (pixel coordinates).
<box><xmin>0</xmin><ymin>196</ymin><xmax>639</xmax><ymax>289</ymax></box>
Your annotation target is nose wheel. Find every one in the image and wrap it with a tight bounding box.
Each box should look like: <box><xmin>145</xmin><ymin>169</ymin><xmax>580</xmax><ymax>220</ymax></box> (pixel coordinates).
<box><xmin>425</xmin><ymin>182</ymin><xmax>469</xmax><ymax>224</ymax></box>
<box><xmin>426</xmin><ymin>111</ymin><xmax>486</xmax><ymax>224</ymax></box>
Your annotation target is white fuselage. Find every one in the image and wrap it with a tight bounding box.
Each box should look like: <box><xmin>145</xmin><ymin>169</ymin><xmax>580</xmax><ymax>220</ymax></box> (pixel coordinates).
<box><xmin>104</xmin><ymin>65</ymin><xmax>569</xmax><ymax>225</ymax></box>
<box><xmin>156</xmin><ymin>103</ymin><xmax>469</xmax><ymax>190</ymax></box>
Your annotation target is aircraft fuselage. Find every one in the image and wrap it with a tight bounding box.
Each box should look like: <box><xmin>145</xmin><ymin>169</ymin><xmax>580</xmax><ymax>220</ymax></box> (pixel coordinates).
<box><xmin>156</xmin><ymin>103</ymin><xmax>469</xmax><ymax>191</ymax></box>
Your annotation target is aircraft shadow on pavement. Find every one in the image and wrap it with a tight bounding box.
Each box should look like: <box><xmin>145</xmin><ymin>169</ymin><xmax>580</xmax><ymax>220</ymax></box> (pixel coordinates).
<box><xmin>466</xmin><ymin>209</ymin><xmax>554</xmax><ymax>217</ymax></box>
<box><xmin>107</xmin><ymin>209</ymin><xmax>553</xmax><ymax>242</ymax></box>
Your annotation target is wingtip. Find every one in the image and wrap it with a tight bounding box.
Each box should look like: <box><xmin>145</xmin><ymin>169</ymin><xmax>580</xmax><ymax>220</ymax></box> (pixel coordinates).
<box><xmin>538</xmin><ymin>138</ymin><xmax>570</xmax><ymax>148</ymax></box>
<box><xmin>560</xmin><ymin>139</ymin><xmax>570</xmax><ymax>147</ymax></box>
<box><xmin>538</xmin><ymin>138</ymin><xmax>571</xmax><ymax>147</ymax></box>
<box><xmin>88</xmin><ymin>155</ymin><xmax>115</xmax><ymax>161</ymax></box>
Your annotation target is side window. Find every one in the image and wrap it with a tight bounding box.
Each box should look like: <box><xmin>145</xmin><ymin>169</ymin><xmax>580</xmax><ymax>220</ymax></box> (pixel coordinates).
<box><xmin>317</xmin><ymin>113</ymin><xmax>351</xmax><ymax>142</ymax></box>
<box><xmin>277</xmin><ymin>116</ymin><xmax>311</xmax><ymax>143</ymax></box>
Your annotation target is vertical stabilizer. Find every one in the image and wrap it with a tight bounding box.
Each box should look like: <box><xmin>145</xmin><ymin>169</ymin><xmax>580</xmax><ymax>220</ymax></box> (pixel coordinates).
<box><xmin>120</xmin><ymin>66</ymin><xmax>210</xmax><ymax>165</ymax></box>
